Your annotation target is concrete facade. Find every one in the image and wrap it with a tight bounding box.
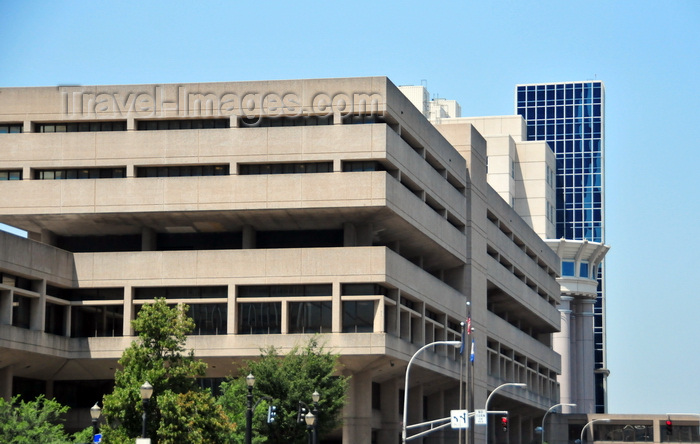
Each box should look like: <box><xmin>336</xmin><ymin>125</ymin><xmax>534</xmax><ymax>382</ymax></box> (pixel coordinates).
<box><xmin>0</xmin><ymin>77</ymin><xmax>561</xmax><ymax>443</ymax></box>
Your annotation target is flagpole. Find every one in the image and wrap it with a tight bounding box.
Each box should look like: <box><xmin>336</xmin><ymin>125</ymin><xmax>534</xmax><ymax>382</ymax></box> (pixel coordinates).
<box><xmin>466</xmin><ymin>301</ymin><xmax>473</xmax><ymax>444</ymax></box>
<box><xmin>459</xmin><ymin>320</ymin><xmax>465</xmax><ymax>444</ymax></box>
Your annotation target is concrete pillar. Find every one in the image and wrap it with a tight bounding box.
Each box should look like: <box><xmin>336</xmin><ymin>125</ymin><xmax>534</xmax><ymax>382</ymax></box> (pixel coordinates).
<box><xmin>332</xmin><ymin>281</ymin><xmax>341</xmax><ymax>333</ymax></box>
<box><xmin>242</xmin><ymin>225</ymin><xmax>256</xmax><ymax>249</ymax></box>
<box><xmin>40</xmin><ymin>229</ymin><xmax>56</xmax><ymax>246</ymax></box>
<box><xmin>407</xmin><ymin>382</ymin><xmax>425</xmax><ymax>443</ymax></box>
<box><xmin>579</xmin><ymin>299</ymin><xmax>596</xmax><ymax>413</ymax></box>
<box><xmin>378</xmin><ymin>378</ymin><xmax>400</xmax><ymax>444</ymax></box>
<box><xmin>123</xmin><ymin>285</ymin><xmax>134</xmax><ymax>336</ymax></box>
<box><xmin>30</xmin><ymin>280</ymin><xmax>46</xmax><ymax>331</ymax></box>
<box><xmin>553</xmin><ymin>296</ymin><xmax>573</xmax><ymax>411</ymax></box>
<box><xmin>343</xmin><ymin>371</ymin><xmax>373</xmax><ymax>443</ymax></box>
<box><xmin>343</xmin><ymin>222</ymin><xmax>357</xmax><ymax>247</ymax></box>
<box><xmin>0</xmin><ymin>290</ymin><xmax>12</xmax><ymax>325</ymax></box>
<box><xmin>141</xmin><ymin>227</ymin><xmax>157</xmax><ymax>251</ymax></box>
<box><xmin>227</xmin><ymin>284</ymin><xmax>236</xmax><ymax>335</ymax></box>
<box><xmin>0</xmin><ymin>366</ymin><xmax>13</xmax><ymax>401</ymax></box>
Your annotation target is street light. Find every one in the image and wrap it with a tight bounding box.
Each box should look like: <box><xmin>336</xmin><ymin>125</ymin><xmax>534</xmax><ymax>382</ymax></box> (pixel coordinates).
<box><xmin>140</xmin><ymin>381</ymin><xmax>153</xmax><ymax>439</ymax></box>
<box><xmin>305</xmin><ymin>411</ymin><xmax>316</xmax><ymax>444</ymax></box>
<box><xmin>484</xmin><ymin>382</ymin><xmax>527</xmax><ymax>444</ymax></box>
<box><xmin>245</xmin><ymin>373</ymin><xmax>255</xmax><ymax>444</ymax></box>
<box><xmin>578</xmin><ymin>418</ymin><xmax>610</xmax><ymax>444</ymax></box>
<box><xmin>541</xmin><ymin>403</ymin><xmax>576</xmax><ymax>444</ymax></box>
<box><xmin>401</xmin><ymin>340</ymin><xmax>461</xmax><ymax>443</ymax></box>
<box><xmin>311</xmin><ymin>391</ymin><xmax>320</xmax><ymax>444</ymax></box>
<box><xmin>90</xmin><ymin>402</ymin><xmax>101</xmax><ymax>443</ymax></box>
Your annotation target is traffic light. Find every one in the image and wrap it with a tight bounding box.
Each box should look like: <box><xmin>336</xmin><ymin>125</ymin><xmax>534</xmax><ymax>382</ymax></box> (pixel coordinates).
<box><xmin>665</xmin><ymin>419</ymin><xmax>673</xmax><ymax>435</ymax></box>
<box><xmin>267</xmin><ymin>405</ymin><xmax>277</xmax><ymax>424</ymax></box>
<box><xmin>501</xmin><ymin>416</ymin><xmax>508</xmax><ymax>432</ymax></box>
<box><xmin>297</xmin><ymin>403</ymin><xmax>309</xmax><ymax>424</ymax></box>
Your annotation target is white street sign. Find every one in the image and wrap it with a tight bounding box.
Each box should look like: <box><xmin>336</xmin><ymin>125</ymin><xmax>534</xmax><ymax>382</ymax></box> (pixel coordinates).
<box><xmin>475</xmin><ymin>409</ymin><xmax>487</xmax><ymax>425</ymax></box>
<box><xmin>451</xmin><ymin>409</ymin><xmax>469</xmax><ymax>429</ymax></box>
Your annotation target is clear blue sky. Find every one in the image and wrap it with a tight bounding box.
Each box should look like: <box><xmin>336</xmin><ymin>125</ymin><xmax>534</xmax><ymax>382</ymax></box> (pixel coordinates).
<box><xmin>1</xmin><ymin>0</ymin><xmax>698</xmax><ymax>414</ymax></box>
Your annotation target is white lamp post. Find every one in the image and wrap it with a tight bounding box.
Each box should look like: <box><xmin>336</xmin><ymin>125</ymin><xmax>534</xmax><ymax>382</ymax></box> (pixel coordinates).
<box><xmin>579</xmin><ymin>418</ymin><xmax>610</xmax><ymax>443</ymax></box>
<box><xmin>401</xmin><ymin>340</ymin><xmax>461</xmax><ymax>443</ymax></box>
<box><xmin>540</xmin><ymin>403</ymin><xmax>576</xmax><ymax>444</ymax></box>
<box><xmin>484</xmin><ymin>382</ymin><xmax>527</xmax><ymax>444</ymax></box>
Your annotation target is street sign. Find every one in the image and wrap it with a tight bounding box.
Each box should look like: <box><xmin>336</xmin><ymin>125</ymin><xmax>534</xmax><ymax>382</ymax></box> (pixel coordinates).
<box><xmin>93</xmin><ymin>434</ymin><xmax>102</xmax><ymax>443</ymax></box>
<box><xmin>451</xmin><ymin>409</ymin><xmax>469</xmax><ymax>429</ymax></box>
<box><xmin>475</xmin><ymin>409</ymin><xmax>487</xmax><ymax>425</ymax></box>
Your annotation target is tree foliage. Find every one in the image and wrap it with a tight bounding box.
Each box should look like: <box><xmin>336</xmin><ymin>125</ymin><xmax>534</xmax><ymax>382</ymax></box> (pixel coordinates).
<box><xmin>101</xmin><ymin>298</ymin><xmax>234</xmax><ymax>443</ymax></box>
<box><xmin>219</xmin><ymin>337</ymin><xmax>348</xmax><ymax>444</ymax></box>
<box><xmin>0</xmin><ymin>395</ymin><xmax>70</xmax><ymax>444</ymax></box>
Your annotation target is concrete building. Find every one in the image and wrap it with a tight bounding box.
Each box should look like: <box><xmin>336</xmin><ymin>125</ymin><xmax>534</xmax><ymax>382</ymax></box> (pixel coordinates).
<box><xmin>0</xmin><ymin>77</ymin><xmax>562</xmax><ymax>443</ymax></box>
<box><xmin>397</xmin><ymin>85</ymin><xmax>462</xmax><ymax>122</ymax></box>
<box><xmin>516</xmin><ymin>81</ymin><xmax>609</xmax><ymax>413</ymax></box>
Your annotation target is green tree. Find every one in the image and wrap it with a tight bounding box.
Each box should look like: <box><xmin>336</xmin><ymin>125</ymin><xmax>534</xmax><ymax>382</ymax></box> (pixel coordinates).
<box><xmin>219</xmin><ymin>337</ymin><xmax>348</xmax><ymax>444</ymax></box>
<box><xmin>0</xmin><ymin>395</ymin><xmax>70</xmax><ymax>444</ymax></box>
<box><xmin>101</xmin><ymin>298</ymin><xmax>234</xmax><ymax>443</ymax></box>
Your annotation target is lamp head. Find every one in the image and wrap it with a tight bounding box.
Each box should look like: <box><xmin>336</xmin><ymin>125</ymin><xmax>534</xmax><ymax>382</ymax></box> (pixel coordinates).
<box><xmin>305</xmin><ymin>411</ymin><xmax>316</xmax><ymax>426</ymax></box>
<box><xmin>246</xmin><ymin>373</ymin><xmax>255</xmax><ymax>388</ymax></box>
<box><xmin>140</xmin><ymin>381</ymin><xmax>153</xmax><ymax>400</ymax></box>
<box><xmin>312</xmin><ymin>391</ymin><xmax>320</xmax><ymax>403</ymax></box>
<box><xmin>90</xmin><ymin>402</ymin><xmax>101</xmax><ymax>420</ymax></box>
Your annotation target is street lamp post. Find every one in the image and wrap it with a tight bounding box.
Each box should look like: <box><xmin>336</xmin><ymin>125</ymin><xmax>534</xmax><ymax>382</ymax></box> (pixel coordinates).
<box><xmin>90</xmin><ymin>402</ymin><xmax>101</xmax><ymax>443</ymax></box>
<box><xmin>311</xmin><ymin>390</ymin><xmax>320</xmax><ymax>444</ymax></box>
<box><xmin>401</xmin><ymin>340</ymin><xmax>461</xmax><ymax>443</ymax></box>
<box><xmin>484</xmin><ymin>382</ymin><xmax>527</xmax><ymax>444</ymax></box>
<box><xmin>305</xmin><ymin>411</ymin><xmax>316</xmax><ymax>444</ymax></box>
<box><xmin>579</xmin><ymin>418</ymin><xmax>610</xmax><ymax>444</ymax></box>
<box><xmin>245</xmin><ymin>373</ymin><xmax>255</xmax><ymax>444</ymax></box>
<box><xmin>541</xmin><ymin>403</ymin><xmax>576</xmax><ymax>444</ymax></box>
<box><xmin>140</xmin><ymin>381</ymin><xmax>153</xmax><ymax>440</ymax></box>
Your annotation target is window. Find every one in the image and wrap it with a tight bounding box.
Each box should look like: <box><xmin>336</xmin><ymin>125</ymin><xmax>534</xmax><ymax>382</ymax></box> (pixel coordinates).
<box><xmin>137</xmin><ymin>119</ymin><xmax>229</xmax><ymax>130</ymax></box>
<box><xmin>0</xmin><ymin>170</ymin><xmax>22</xmax><ymax>180</ymax></box>
<box><xmin>342</xmin><ymin>301</ymin><xmax>374</xmax><ymax>333</ymax></box>
<box><xmin>580</xmin><ymin>262</ymin><xmax>590</xmax><ymax>278</ymax></box>
<box><xmin>342</xmin><ymin>161</ymin><xmax>386</xmax><ymax>172</ymax></box>
<box><xmin>562</xmin><ymin>261</ymin><xmax>575</xmax><ymax>276</ymax></box>
<box><xmin>36</xmin><ymin>121</ymin><xmax>126</xmax><ymax>132</ymax></box>
<box><xmin>136</xmin><ymin>164</ymin><xmax>229</xmax><ymax>177</ymax></box>
<box><xmin>0</xmin><ymin>123</ymin><xmax>22</xmax><ymax>133</ymax></box>
<box><xmin>239</xmin><ymin>162</ymin><xmax>332</xmax><ymax>175</ymax></box>
<box><xmin>289</xmin><ymin>301</ymin><xmax>332</xmax><ymax>333</ymax></box>
<box><xmin>70</xmin><ymin>305</ymin><xmax>124</xmax><ymax>337</ymax></box>
<box><xmin>134</xmin><ymin>286</ymin><xmax>227</xmax><ymax>300</ymax></box>
<box><xmin>34</xmin><ymin>167</ymin><xmax>125</xmax><ymax>180</ymax></box>
<box><xmin>238</xmin><ymin>284</ymin><xmax>332</xmax><ymax>298</ymax></box>
<box><xmin>239</xmin><ymin>115</ymin><xmax>333</xmax><ymax>127</ymax></box>
<box><xmin>238</xmin><ymin>302</ymin><xmax>281</xmax><ymax>334</ymax></box>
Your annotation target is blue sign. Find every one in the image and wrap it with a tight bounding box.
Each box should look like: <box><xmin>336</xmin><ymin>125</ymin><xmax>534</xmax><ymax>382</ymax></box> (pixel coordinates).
<box><xmin>93</xmin><ymin>433</ymin><xmax>102</xmax><ymax>443</ymax></box>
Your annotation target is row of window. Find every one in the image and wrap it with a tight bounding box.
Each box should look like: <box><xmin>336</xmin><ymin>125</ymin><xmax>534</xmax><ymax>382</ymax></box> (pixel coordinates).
<box><xmin>43</xmin><ymin>283</ymin><xmax>388</xmax><ymax>301</ymax></box>
<box><xmin>518</xmin><ymin>105</ymin><xmax>602</xmax><ymax>120</ymax></box>
<box><xmin>0</xmin><ymin>124</ymin><xmax>22</xmax><ymax>133</ymax></box>
<box><xmin>37</xmin><ymin>121</ymin><xmax>127</xmax><ymax>132</ymax></box>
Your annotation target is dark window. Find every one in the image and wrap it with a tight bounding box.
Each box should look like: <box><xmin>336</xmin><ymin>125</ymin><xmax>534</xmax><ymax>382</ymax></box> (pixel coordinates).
<box><xmin>239</xmin><ymin>162</ymin><xmax>332</xmax><ymax>175</ymax></box>
<box><xmin>46</xmin><ymin>286</ymin><xmax>123</xmax><ymax>302</ymax></box>
<box><xmin>0</xmin><ymin>170</ymin><xmax>22</xmax><ymax>180</ymax></box>
<box><xmin>136</xmin><ymin>164</ymin><xmax>229</xmax><ymax>177</ymax></box>
<box><xmin>45</xmin><ymin>302</ymin><xmax>66</xmax><ymax>335</ymax></box>
<box><xmin>239</xmin><ymin>115</ymin><xmax>333</xmax><ymax>127</ymax></box>
<box><xmin>289</xmin><ymin>301</ymin><xmax>332</xmax><ymax>333</ymax></box>
<box><xmin>256</xmin><ymin>230</ymin><xmax>343</xmax><ymax>249</ymax></box>
<box><xmin>137</xmin><ymin>119</ymin><xmax>229</xmax><ymax>130</ymax></box>
<box><xmin>342</xmin><ymin>161</ymin><xmax>386</xmax><ymax>172</ymax></box>
<box><xmin>134</xmin><ymin>286</ymin><xmax>227</xmax><ymax>300</ymax></box>
<box><xmin>70</xmin><ymin>305</ymin><xmax>124</xmax><ymax>337</ymax></box>
<box><xmin>341</xmin><ymin>283</ymin><xmax>388</xmax><ymax>296</ymax></box>
<box><xmin>35</xmin><ymin>167</ymin><xmax>125</xmax><ymax>180</ymax></box>
<box><xmin>238</xmin><ymin>284</ymin><xmax>332</xmax><ymax>298</ymax></box>
<box><xmin>0</xmin><ymin>124</ymin><xmax>23</xmax><ymax>133</ymax></box>
<box><xmin>35</xmin><ymin>121</ymin><xmax>126</xmax><ymax>132</ymax></box>
<box><xmin>12</xmin><ymin>294</ymin><xmax>31</xmax><ymax>329</ymax></box>
<box><xmin>342</xmin><ymin>301</ymin><xmax>374</xmax><ymax>333</ymax></box>
<box><xmin>54</xmin><ymin>380</ymin><xmax>115</xmax><ymax>408</ymax></box>
<box><xmin>238</xmin><ymin>302</ymin><xmax>281</xmax><ymax>334</ymax></box>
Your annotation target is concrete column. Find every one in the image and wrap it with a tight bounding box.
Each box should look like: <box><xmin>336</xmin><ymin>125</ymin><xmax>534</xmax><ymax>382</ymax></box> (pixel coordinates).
<box><xmin>227</xmin><ymin>284</ymin><xmax>236</xmax><ymax>335</ymax></box>
<box><xmin>242</xmin><ymin>225</ymin><xmax>256</xmax><ymax>249</ymax></box>
<box><xmin>30</xmin><ymin>280</ymin><xmax>46</xmax><ymax>331</ymax></box>
<box><xmin>0</xmin><ymin>366</ymin><xmax>13</xmax><ymax>401</ymax></box>
<box><xmin>40</xmin><ymin>229</ymin><xmax>56</xmax><ymax>246</ymax></box>
<box><xmin>0</xmin><ymin>290</ymin><xmax>12</xmax><ymax>325</ymax></box>
<box><xmin>343</xmin><ymin>371</ymin><xmax>373</xmax><ymax>443</ymax></box>
<box><xmin>426</xmin><ymin>391</ymin><xmax>445</xmax><ymax>444</ymax></box>
<box><xmin>553</xmin><ymin>296</ymin><xmax>573</xmax><ymax>410</ymax></box>
<box><xmin>378</xmin><ymin>378</ymin><xmax>400</xmax><ymax>444</ymax></box>
<box><xmin>141</xmin><ymin>227</ymin><xmax>157</xmax><ymax>251</ymax></box>
<box><xmin>343</xmin><ymin>222</ymin><xmax>357</xmax><ymax>247</ymax></box>
<box><xmin>332</xmin><ymin>281</ymin><xmax>341</xmax><ymax>333</ymax></box>
<box><xmin>407</xmin><ymin>382</ymin><xmax>425</xmax><ymax>444</ymax></box>
<box><xmin>123</xmin><ymin>285</ymin><xmax>134</xmax><ymax>336</ymax></box>
<box><xmin>579</xmin><ymin>299</ymin><xmax>596</xmax><ymax>413</ymax></box>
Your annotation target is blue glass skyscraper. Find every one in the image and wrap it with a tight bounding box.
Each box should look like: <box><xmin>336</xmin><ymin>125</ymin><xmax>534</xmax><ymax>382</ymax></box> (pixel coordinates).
<box><xmin>515</xmin><ymin>81</ymin><xmax>607</xmax><ymax>412</ymax></box>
